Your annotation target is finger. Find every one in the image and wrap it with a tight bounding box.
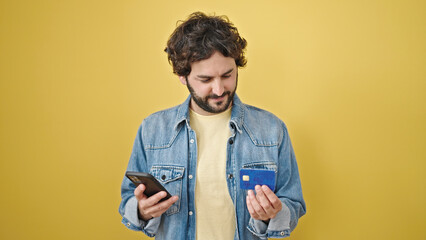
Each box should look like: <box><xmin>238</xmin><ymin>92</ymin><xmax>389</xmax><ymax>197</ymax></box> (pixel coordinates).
<box><xmin>144</xmin><ymin>196</ymin><xmax>179</xmax><ymax>218</ymax></box>
<box><xmin>246</xmin><ymin>195</ymin><xmax>260</xmax><ymax>219</ymax></box>
<box><xmin>138</xmin><ymin>192</ymin><xmax>175</xmax><ymax>219</ymax></box>
<box><xmin>255</xmin><ymin>185</ymin><xmax>268</xmax><ymax>203</ymax></box>
<box><xmin>262</xmin><ymin>185</ymin><xmax>282</xmax><ymax>210</ymax></box>
<box><xmin>134</xmin><ymin>184</ymin><xmax>147</xmax><ymax>201</ymax></box>
<box><xmin>141</xmin><ymin>191</ymin><xmax>169</xmax><ymax>209</ymax></box>
<box><xmin>248</xmin><ymin>189</ymin><xmax>267</xmax><ymax>220</ymax></box>
<box><xmin>255</xmin><ymin>185</ymin><xmax>274</xmax><ymax>216</ymax></box>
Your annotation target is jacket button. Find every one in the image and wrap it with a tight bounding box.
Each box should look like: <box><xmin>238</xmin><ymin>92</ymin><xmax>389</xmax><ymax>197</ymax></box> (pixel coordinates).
<box><xmin>161</xmin><ymin>175</ymin><xmax>166</xmax><ymax>180</ymax></box>
<box><xmin>228</xmin><ymin>139</ymin><xmax>234</xmax><ymax>145</ymax></box>
<box><xmin>228</xmin><ymin>174</ymin><xmax>233</xmax><ymax>179</ymax></box>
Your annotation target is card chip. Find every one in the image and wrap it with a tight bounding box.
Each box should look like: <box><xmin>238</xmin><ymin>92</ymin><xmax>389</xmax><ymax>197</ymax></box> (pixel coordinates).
<box><xmin>243</xmin><ymin>175</ymin><xmax>250</xmax><ymax>181</ymax></box>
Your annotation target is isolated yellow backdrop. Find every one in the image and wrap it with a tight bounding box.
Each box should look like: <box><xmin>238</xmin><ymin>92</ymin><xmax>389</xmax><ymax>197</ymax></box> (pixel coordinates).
<box><xmin>1</xmin><ymin>0</ymin><xmax>425</xmax><ymax>239</ymax></box>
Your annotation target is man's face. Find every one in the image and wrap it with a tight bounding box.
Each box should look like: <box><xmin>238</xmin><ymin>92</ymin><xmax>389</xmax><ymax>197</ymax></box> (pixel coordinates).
<box><xmin>179</xmin><ymin>51</ymin><xmax>238</xmax><ymax>116</ymax></box>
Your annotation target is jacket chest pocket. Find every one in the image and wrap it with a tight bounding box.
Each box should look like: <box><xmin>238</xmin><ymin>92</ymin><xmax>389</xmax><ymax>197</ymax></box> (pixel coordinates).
<box><xmin>150</xmin><ymin>165</ymin><xmax>185</xmax><ymax>216</ymax></box>
<box><xmin>242</xmin><ymin>161</ymin><xmax>278</xmax><ymax>172</ymax></box>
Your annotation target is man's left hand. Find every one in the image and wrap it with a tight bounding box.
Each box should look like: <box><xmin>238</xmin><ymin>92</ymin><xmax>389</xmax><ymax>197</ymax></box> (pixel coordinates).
<box><xmin>246</xmin><ymin>185</ymin><xmax>282</xmax><ymax>221</ymax></box>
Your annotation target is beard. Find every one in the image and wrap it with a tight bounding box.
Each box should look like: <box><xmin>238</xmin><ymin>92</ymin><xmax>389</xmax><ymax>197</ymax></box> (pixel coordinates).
<box><xmin>186</xmin><ymin>76</ymin><xmax>237</xmax><ymax>114</ymax></box>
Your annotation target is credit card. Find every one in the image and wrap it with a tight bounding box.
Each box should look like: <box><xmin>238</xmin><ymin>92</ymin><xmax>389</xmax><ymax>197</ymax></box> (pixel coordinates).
<box><xmin>240</xmin><ymin>169</ymin><xmax>276</xmax><ymax>191</ymax></box>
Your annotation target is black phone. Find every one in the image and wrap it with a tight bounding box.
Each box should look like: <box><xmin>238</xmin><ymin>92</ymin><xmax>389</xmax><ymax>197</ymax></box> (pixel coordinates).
<box><xmin>125</xmin><ymin>171</ymin><xmax>172</xmax><ymax>202</ymax></box>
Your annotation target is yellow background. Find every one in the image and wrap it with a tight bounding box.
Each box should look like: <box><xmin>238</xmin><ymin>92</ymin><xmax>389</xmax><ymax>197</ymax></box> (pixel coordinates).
<box><xmin>1</xmin><ymin>0</ymin><xmax>425</xmax><ymax>239</ymax></box>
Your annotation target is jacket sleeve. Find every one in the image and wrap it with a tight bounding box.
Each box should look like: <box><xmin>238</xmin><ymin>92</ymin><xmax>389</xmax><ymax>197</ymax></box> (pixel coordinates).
<box><xmin>118</xmin><ymin>123</ymin><xmax>161</xmax><ymax>237</ymax></box>
<box><xmin>247</xmin><ymin>123</ymin><xmax>306</xmax><ymax>239</ymax></box>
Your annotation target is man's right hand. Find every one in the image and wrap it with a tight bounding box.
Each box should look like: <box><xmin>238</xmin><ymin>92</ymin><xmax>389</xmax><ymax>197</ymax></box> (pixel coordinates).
<box><xmin>134</xmin><ymin>184</ymin><xmax>179</xmax><ymax>221</ymax></box>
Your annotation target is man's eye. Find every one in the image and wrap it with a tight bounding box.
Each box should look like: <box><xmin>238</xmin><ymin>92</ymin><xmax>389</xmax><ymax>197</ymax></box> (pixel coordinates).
<box><xmin>222</xmin><ymin>75</ymin><xmax>231</xmax><ymax>79</ymax></box>
<box><xmin>200</xmin><ymin>79</ymin><xmax>211</xmax><ymax>83</ymax></box>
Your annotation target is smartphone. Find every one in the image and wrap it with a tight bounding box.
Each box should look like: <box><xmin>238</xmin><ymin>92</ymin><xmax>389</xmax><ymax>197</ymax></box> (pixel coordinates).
<box><xmin>240</xmin><ymin>169</ymin><xmax>276</xmax><ymax>191</ymax></box>
<box><xmin>125</xmin><ymin>171</ymin><xmax>172</xmax><ymax>201</ymax></box>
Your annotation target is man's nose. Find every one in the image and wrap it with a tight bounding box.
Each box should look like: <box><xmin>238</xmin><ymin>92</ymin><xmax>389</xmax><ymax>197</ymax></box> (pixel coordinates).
<box><xmin>211</xmin><ymin>78</ymin><xmax>224</xmax><ymax>96</ymax></box>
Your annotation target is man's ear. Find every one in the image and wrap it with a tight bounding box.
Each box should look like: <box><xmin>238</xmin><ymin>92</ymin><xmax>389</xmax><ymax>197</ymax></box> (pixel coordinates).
<box><xmin>179</xmin><ymin>76</ymin><xmax>187</xmax><ymax>85</ymax></box>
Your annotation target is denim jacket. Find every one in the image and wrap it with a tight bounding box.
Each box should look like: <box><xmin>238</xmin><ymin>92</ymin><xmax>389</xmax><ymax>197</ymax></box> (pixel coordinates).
<box><xmin>119</xmin><ymin>95</ymin><xmax>306</xmax><ymax>240</ymax></box>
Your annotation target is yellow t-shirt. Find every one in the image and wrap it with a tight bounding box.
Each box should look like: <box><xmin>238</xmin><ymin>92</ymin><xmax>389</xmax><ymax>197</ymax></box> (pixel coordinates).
<box><xmin>189</xmin><ymin>108</ymin><xmax>236</xmax><ymax>240</ymax></box>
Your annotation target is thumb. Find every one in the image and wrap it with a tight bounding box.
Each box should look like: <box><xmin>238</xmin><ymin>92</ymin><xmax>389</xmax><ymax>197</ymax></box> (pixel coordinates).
<box><xmin>134</xmin><ymin>184</ymin><xmax>147</xmax><ymax>201</ymax></box>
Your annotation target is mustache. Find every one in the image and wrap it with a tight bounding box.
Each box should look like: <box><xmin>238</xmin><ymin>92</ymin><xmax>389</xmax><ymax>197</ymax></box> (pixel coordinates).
<box><xmin>208</xmin><ymin>92</ymin><xmax>231</xmax><ymax>99</ymax></box>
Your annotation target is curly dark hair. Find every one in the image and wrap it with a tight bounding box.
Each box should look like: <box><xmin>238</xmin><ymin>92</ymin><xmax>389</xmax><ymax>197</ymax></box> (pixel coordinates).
<box><xmin>165</xmin><ymin>12</ymin><xmax>247</xmax><ymax>76</ymax></box>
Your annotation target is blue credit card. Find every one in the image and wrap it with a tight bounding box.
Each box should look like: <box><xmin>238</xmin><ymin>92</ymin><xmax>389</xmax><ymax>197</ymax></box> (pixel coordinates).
<box><xmin>240</xmin><ymin>169</ymin><xmax>276</xmax><ymax>191</ymax></box>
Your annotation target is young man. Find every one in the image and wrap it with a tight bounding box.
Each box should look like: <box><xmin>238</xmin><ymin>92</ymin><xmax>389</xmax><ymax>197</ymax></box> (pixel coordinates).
<box><xmin>119</xmin><ymin>12</ymin><xmax>306</xmax><ymax>240</ymax></box>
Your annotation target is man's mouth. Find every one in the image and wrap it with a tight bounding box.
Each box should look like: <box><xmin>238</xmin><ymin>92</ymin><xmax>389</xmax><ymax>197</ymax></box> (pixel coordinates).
<box><xmin>209</xmin><ymin>93</ymin><xmax>229</xmax><ymax>102</ymax></box>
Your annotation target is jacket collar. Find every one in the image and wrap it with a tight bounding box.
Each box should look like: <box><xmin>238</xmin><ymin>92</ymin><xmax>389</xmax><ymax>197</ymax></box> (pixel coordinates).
<box><xmin>174</xmin><ymin>94</ymin><xmax>244</xmax><ymax>133</ymax></box>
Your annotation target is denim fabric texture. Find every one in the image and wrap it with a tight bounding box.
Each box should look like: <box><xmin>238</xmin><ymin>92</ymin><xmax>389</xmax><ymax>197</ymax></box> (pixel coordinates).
<box><xmin>119</xmin><ymin>95</ymin><xmax>306</xmax><ymax>240</ymax></box>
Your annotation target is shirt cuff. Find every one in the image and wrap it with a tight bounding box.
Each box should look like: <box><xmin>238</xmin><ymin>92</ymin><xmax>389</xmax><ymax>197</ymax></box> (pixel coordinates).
<box><xmin>123</xmin><ymin>196</ymin><xmax>143</xmax><ymax>227</ymax></box>
<box><xmin>247</xmin><ymin>202</ymin><xmax>292</xmax><ymax>239</ymax></box>
<box><xmin>122</xmin><ymin>196</ymin><xmax>161</xmax><ymax>237</ymax></box>
<box><xmin>248</xmin><ymin>218</ymin><xmax>268</xmax><ymax>238</ymax></box>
